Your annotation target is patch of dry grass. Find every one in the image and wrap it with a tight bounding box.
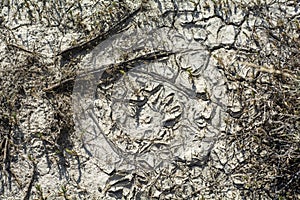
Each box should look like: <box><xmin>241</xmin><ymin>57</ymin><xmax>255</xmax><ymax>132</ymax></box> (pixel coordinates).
<box><xmin>219</xmin><ymin>9</ymin><xmax>300</xmax><ymax>199</ymax></box>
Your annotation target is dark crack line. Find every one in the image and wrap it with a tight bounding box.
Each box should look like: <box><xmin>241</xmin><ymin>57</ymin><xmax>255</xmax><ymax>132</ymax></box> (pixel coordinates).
<box><xmin>57</xmin><ymin>6</ymin><xmax>142</xmax><ymax>63</ymax></box>
<box><xmin>23</xmin><ymin>161</ymin><xmax>37</xmax><ymax>200</ymax></box>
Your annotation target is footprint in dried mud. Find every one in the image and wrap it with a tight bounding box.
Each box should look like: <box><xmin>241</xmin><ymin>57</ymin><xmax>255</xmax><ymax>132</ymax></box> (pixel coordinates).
<box><xmin>73</xmin><ymin>27</ymin><xmax>227</xmax><ymax>172</ymax></box>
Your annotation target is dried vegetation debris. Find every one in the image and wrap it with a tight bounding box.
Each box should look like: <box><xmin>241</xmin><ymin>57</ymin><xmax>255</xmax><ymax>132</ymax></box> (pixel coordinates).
<box><xmin>213</xmin><ymin>2</ymin><xmax>300</xmax><ymax>198</ymax></box>
<box><xmin>0</xmin><ymin>0</ymin><xmax>135</xmax><ymax>199</ymax></box>
<box><xmin>0</xmin><ymin>0</ymin><xmax>299</xmax><ymax>199</ymax></box>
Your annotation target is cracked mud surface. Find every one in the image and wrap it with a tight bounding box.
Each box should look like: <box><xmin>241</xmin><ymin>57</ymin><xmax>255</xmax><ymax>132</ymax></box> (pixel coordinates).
<box><xmin>74</xmin><ymin>27</ymin><xmax>227</xmax><ymax>172</ymax></box>
<box><xmin>0</xmin><ymin>0</ymin><xmax>299</xmax><ymax>199</ymax></box>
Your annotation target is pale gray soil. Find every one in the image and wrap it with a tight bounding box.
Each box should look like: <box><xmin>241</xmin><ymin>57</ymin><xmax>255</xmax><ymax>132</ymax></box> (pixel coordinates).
<box><xmin>0</xmin><ymin>0</ymin><xmax>299</xmax><ymax>199</ymax></box>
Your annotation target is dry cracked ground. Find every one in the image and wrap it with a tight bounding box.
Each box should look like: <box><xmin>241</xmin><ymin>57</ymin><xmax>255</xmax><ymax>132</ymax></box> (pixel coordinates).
<box><xmin>0</xmin><ymin>0</ymin><xmax>299</xmax><ymax>199</ymax></box>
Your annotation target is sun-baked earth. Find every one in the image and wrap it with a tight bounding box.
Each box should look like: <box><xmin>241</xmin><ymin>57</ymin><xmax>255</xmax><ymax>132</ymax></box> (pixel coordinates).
<box><xmin>0</xmin><ymin>0</ymin><xmax>299</xmax><ymax>199</ymax></box>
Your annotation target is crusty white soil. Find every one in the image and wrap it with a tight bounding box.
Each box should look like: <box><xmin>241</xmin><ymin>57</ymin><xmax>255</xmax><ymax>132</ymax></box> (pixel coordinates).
<box><xmin>0</xmin><ymin>0</ymin><xmax>299</xmax><ymax>199</ymax></box>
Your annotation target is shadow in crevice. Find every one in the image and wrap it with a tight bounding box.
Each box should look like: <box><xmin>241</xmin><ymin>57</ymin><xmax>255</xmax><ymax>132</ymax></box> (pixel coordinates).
<box><xmin>56</xmin><ymin>125</ymin><xmax>74</xmax><ymax>181</ymax></box>
<box><xmin>55</xmin><ymin>126</ymin><xmax>83</xmax><ymax>185</ymax></box>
